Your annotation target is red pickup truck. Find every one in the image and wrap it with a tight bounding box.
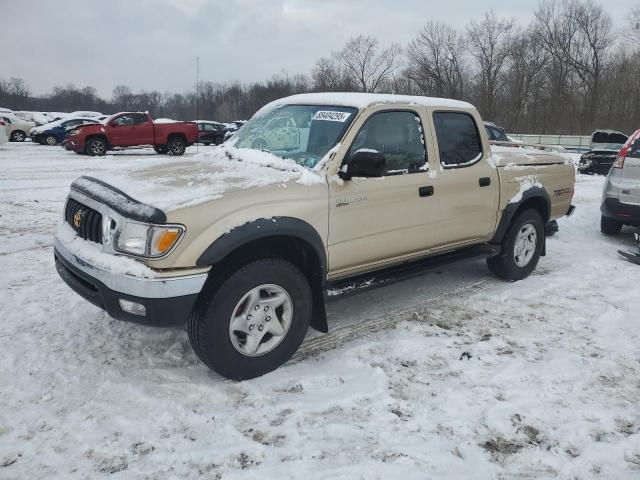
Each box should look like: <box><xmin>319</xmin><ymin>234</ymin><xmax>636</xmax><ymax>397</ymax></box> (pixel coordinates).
<box><xmin>62</xmin><ymin>112</ymin><xmax>198</xmax><ymax>156</ymax></box>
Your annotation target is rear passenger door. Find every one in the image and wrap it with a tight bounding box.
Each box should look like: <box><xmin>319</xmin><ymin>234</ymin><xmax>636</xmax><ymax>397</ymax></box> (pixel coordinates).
<box><xmin>430</xmin><ymin>111</ymin><xmax>499</xmax><ymax>245</ymax></box>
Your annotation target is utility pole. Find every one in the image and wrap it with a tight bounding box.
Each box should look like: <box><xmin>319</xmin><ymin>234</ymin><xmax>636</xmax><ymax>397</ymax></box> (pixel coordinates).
<box><xmin>196</xmin><ymin>56</ymin><xmax>199</xmax><ymax>154</ymax></box>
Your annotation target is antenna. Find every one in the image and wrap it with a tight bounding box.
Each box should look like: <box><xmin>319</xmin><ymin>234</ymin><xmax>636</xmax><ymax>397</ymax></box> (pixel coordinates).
<box><xmin>196</xmin><ymin>56</ymin><xmax>199</xmax><ymax>154</ymax></box>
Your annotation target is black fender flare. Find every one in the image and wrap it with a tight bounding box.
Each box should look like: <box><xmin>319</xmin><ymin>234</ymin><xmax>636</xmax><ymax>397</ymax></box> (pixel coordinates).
<box><xmin>196</xmin><ymin>217</ymin><xmax>329</xmax><ymax>333</ymax></box>
<box><xmin>492</xmin><ymin>186</ymin><xmax>551</xmax><ymax>245</ymax></box>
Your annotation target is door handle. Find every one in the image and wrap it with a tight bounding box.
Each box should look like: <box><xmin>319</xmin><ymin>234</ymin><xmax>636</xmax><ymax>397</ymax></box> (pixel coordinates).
<box><xmin>479</xmin><ymin>177</ymin><xmax>491</xmax><ymax>187</ymax></box>
<box><xmin>419</xmin><ymin>186</ymin><xmax>434</xmax><ymax>197</ymax></box>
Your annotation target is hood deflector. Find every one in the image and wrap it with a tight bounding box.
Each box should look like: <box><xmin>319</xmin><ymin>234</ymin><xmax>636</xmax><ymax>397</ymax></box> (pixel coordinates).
<box><xmin>70</xmin><ymin>176</ymin><xmax>166</xmax><ymax>224</ymax></box>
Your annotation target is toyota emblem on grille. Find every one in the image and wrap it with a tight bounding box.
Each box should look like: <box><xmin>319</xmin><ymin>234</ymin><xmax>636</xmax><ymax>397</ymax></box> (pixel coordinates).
<box><xmin>73</xmin><ymin>210</ymin><xmax>82</xmax><ymax>228</ymax></box>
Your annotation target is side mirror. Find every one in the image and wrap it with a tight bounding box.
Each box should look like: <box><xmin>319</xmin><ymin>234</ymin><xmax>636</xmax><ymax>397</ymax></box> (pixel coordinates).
<box><xmin>340</xmin><ymin>149</ymin><xmax>385</xmax><ymax>179</ymax></box>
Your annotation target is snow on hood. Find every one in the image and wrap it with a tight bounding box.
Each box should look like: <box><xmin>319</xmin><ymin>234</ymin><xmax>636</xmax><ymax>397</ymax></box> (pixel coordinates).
<box><xmin>90</xmin><ymin>146</ymin><xmax>325</xmax><ymax>212</ymax></box>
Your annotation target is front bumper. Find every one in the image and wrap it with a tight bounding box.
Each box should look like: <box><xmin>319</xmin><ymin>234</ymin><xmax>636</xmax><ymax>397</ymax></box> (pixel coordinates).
<box><xmin>601</xmin><ymin>198</ymin><xmax>640</xmax><ymax>226</ymax></box>
<box><xmin>54</xmin><ymin>239</ymin><xmax>208</xmax><ymax>327</ymax></box>
<box><xmin>62</xmin><ymin>137</ymin><xmax>84</xmax><ymax>152</ymax></box>
<box><xmin>578</xmin><ymin>159</ymin><xmax>614</xmax><ymax>175</ymax></box>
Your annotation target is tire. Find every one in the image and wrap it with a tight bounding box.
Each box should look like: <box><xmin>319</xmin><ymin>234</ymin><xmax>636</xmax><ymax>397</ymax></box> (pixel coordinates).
<box><xmin>167</xmin><ymin>136</ymin><xmax>186</xmax><ymax>156</ymax></box>
<box><xmin>188</xmin><ymin>258</ymin><xmax>312</xmax><ymax>380</ymax></box>
<box><xmin>86</xmin><ymin>137</ymin><xmax>107</xmax><ymax>156</ymax></box>
<box><xmin>487</xmin><ymin>209</ymin><xmax>544</xmax><ymax>281</ymax></box>
<box><xmin>154</xmin><ymin>145</ymin><xmax>168</xmax><ymax>154</ymax></box>
<box><xmin>45</xmin><ymin>135</ymin><xmax>58</xmax><ymax>146</ymax></box>
<box><xmin>10</xmin><ymin>130</ymin><xmax>26</xmax><ymax>142</ymax></box>
<box><xmin>601</xmin><ymin>215</ymin><xmax>622</xmax><ymax>235</ymax></box>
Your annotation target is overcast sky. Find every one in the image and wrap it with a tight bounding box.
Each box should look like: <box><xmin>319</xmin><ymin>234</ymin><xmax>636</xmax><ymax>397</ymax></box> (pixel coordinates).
<box><xmin>2</xmin><ymin>0</ymin><xmax>637</xmax><ymax>97</ymax></box>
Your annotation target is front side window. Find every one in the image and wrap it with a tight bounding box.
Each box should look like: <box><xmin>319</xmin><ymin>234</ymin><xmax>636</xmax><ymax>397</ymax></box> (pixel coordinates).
<box><xmin>113</xmin><ymin>113</ymin><xmax>147</xmax><ymax>126</ymax></box>
<box><xmin>349</xmin><ymin>111</ymin><xmax>426</xmax><ymax>175</ymax></box>
<box><xmin>234</xmin><ymin>104</ymin><xmax>357</xmax><ymax>168</ymax></box>
<box><xmin>434</xmin><ymin>112</ymin><xmax>483</xmax><ymax>167</ymax></box>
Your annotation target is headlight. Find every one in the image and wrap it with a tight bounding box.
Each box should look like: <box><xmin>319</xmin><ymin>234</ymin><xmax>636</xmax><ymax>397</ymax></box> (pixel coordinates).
<box><xmin>115</xmin><ymin>222</ymin><xmax>184</xmax><ymax>258</ymax></box>
<box><xmin>68</xmin><ymin>129</ymin><xmax>80</xmax><ymax>136</ymax></box>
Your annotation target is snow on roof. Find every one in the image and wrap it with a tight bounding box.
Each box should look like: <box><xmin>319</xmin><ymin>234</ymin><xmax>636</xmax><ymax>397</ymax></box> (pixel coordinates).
<box><xmin>254</xmin><ymin>92</ymin><xmax>474</xmax><ymax>117</ymax></box>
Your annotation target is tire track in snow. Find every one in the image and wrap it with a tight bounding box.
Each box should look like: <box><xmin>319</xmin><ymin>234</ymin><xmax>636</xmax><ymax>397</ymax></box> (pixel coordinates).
<box><xmin>296</xmin><ymin>277</ymin><xmax>499</xmax><ymax>358</ymax></box>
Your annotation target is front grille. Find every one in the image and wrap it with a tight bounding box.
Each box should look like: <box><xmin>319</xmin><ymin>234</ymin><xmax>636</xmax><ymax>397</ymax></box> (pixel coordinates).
<box><xmin>65</xmin><ymin>198</ymin><xmax>103</xmax><ymax>244</ymax></box>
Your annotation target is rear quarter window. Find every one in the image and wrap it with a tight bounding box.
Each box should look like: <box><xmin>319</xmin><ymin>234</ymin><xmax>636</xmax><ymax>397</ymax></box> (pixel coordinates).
<box><xmin>433</xmin><ymin>112</ymin><xmax>483</xmax><ymax>167</ymax></box>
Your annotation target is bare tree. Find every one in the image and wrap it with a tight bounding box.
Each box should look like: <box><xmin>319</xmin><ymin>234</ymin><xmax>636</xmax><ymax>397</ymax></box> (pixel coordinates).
<box><xmin>467</xmin><ymin>12</ymin><xmax>515</xmax><ymax>120</ymax></box>
<box><xmin>407</xmin><ymin>21</ymin><xmax>468</xmax><ymax>99</ymax></box>
<box><xmin>628</xmin><ymin>5</ymin><xmax>640</xmax><ymax>46</ymax></box>
<box><xmin>503</xmin><ymin>29</ymin><xmax>549</xmax><ymax>130</ymax></box>
<box><xmin>335</xmin><ymin>35</ymin><xmax>402</xmax><ymax>93</ymax></box>
<box><xmin>311</xmin><ymin>57</ymin><xmax>357</xmax><ymax>91</ymax></box>
<box><xmin>534</xmin><ymin>0</ymin><xmax>615</xmax><ymax>130</ymax></box>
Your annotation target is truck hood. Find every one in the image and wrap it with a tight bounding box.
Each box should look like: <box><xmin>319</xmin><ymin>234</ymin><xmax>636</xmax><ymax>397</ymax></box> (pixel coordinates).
<box><xmin>70</xmin><ymin>146</ymin><xmax>325</xmax><ymax>215</ymax></box>
<box><xmin>591</xmin><ymin>130</ymin><xmax>627</xmax><ymax>146</ymax></box>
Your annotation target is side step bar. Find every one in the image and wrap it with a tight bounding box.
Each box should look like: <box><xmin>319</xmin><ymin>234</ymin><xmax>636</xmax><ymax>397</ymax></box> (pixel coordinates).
<box><xmin>325</xmin><ymin>244</ymin><xmax>501</xmax><ymax>300</ymax></box>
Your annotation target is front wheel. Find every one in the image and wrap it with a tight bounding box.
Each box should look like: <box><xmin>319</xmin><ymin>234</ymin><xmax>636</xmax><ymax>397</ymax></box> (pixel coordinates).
<box><xmin>44</xmin><ymin>134</ymin><xmax>58</xmax><ymax>146</ymax></box>
<box><xmin>188</xmin><ymin>259</ymin><xmax>312</xmax><ymax>380</ymax></box>
<box><xmin>167</xmin><ymin>136</ymin><xmax>186</xmax><ymax>156</ymax></box>
<box><xmin>10</xmin><ymin>130</ymin><xmax>26</xmax><ymax>142</ymax></box>
<box><xmin>487</xmin><ymin>209</ymin><xmax>544</xmax><ymax>281</ymax></box>
<box><xmin>86</xmin><ymin>137</ymin><xmax>107</xmax><ymax>156</ymax></box>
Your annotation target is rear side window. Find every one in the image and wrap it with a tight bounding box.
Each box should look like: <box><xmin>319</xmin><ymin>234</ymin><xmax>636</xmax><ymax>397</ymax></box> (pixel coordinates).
<box><xmin>433</xmin><ymin>112</ymin><xmax>483</xmax><ymax>167</ymax></box>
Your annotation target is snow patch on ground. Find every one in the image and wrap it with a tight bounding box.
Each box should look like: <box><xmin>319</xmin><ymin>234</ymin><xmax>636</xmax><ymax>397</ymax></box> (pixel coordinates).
<box><xmin>1</xmin><ymin>142</ymin><xmax>639</xmax><ymax>478</ymax></box>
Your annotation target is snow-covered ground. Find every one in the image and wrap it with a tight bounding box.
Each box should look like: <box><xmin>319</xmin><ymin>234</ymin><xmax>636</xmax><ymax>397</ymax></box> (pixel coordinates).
<box><xmin>1</xmin><ymin>141</ymin><xmax>639</xmax><ymax>479</ymax></box>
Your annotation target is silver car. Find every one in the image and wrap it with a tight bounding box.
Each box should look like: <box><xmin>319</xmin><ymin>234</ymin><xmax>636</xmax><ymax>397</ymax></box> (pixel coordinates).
<box><xmin>601</xmin><ymin>129</ymin><xmax>640</xmax><ymax>234</ymax></box>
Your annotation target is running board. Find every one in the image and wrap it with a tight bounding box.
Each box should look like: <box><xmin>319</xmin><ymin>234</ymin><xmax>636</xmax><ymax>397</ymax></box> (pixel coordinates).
<box><xmin>325</xmin><ymin>244</ymin><xmax>501</xmax><ymax>300</ymax></box>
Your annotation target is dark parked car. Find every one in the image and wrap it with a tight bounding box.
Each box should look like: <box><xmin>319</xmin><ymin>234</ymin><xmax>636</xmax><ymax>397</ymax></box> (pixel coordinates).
<box><xmin>484</xmin><ymin>122</ymin><xmax>510</xmax><ymax>142</ymax></box>
<box><xmin>195</xmin><ymin>121</ymin><xmax>226</xmax><ymax>145</ymax></box>
<box><xmin>30</xmin><ymin>117</ymin><xmax>99</xmax><ymax>145</ymax></box>
<box><xmin>579</xmin><ymin>130</ymin><xmax>628</xmax><ymax>175</ymax></box>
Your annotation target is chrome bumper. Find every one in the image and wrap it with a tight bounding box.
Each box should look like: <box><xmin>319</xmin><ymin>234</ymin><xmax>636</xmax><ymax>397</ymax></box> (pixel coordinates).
<box><xmin>54</xmin><ymin>237</ymin><xmax>208</xmax><ymax>299</ymax></box>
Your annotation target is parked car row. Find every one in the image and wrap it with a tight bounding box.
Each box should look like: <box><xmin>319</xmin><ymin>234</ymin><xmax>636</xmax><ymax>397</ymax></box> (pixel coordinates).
<box><xmin>62</xmin><ymin>112</ymin><xmax>198</xmax><ymax>156</ymax></box>
<box><xmin>0</xmin><ymin>113</ymin><xmax>35</xmax><ymax>142</ymax></box>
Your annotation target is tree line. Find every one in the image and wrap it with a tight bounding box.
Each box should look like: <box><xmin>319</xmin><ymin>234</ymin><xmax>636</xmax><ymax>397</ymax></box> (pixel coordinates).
<box><xmin>1</xmin><ymin>0</ymin><xmax>639</xmax><ymax>135</ymax></box>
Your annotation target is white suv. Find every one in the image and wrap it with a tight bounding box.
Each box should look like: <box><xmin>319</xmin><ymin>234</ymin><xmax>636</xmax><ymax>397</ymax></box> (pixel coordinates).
<box><xmin>601</xmin><ymin>129</ymin><xmax>640</xmax><ymax>234</ymax></box>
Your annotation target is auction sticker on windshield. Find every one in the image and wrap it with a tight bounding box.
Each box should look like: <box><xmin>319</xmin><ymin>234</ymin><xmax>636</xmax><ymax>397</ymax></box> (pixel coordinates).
<box><xmin>312</xmin><ymin>111</ymin><xmax>351</xmax><ymax>122</ymax></box>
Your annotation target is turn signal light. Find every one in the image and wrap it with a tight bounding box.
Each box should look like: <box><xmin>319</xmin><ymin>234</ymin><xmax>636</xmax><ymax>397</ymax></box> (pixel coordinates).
<box><xmin>152</xmin><ymin>228</ymin><xmax>182</xmax><ymax>255</ymax></box>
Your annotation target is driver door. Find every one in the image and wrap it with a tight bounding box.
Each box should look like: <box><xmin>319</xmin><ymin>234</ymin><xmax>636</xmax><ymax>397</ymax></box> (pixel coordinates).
<box><xmin>328</xmin><ymin>109</ymin><xmax>439</xmax><ymax>277</ymax></box>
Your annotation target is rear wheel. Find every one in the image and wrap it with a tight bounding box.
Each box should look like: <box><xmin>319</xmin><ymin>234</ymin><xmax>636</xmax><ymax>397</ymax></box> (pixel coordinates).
<box><xmin>188</xmin><ymin>259</ymin><xmax>312</xmax><ymax>380</ymax></box>
<box><xmin>10</xmin><ymin>130</ymin><xmax>26</xmax><ymax>142</ymax></box>
<box><xmin>487</xmin><ymin>209</ymin><xmax>544</xmax><ymax>280</ymax></box>
<box><xmin>45</xmin><ymin>134</ymin><xmax>58</xmax><ymax>146</ymax></box>
<box><xmin>601</xmin><ymin>215</ymin><xmax>623</xmax><ymax>235</ymax></box>
<box><xmin>86</xmin><ymin>137</ymin><xmax>107</xmax><ymax>156</ymax></box>
<box><xmin>168</xmin><ymin>136</ymin><xmax>186</xmax><ymax>156</ymax></box>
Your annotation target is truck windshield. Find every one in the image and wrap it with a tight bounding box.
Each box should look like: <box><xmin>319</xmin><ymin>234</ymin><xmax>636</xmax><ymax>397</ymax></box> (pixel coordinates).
<box><xmin>234</xmin><ymin>105</ymin><xmax>358</xmax><ymax>168</ymax></box>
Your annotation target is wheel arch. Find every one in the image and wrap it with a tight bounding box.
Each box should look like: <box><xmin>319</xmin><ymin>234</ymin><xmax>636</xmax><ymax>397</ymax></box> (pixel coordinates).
<box><xmin>492</xmin><ymin>187</ymin><xmax>551</xmax><ymax>244</ymax></box>
<box><xmin>196</xmin><ymin>217</ymin><xmax>328</xmax><ymax>333</ymax></box>
<box><xmin>85</xmin><ymin>134</ymin><xmax>110</xmax><ymax>149</ymax></box>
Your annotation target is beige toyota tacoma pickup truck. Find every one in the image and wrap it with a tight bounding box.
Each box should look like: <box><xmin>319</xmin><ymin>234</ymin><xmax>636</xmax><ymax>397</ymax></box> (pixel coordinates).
<box><xmin>54</xmin><ymin>93</ymin><xmax>575</xmax><ymax>380</ymax></box>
